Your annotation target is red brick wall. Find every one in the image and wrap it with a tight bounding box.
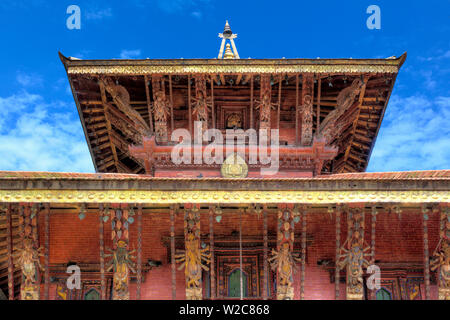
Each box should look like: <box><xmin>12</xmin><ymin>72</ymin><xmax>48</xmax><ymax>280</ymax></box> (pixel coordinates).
<box><xmin>40</xmin><ymin>207</ymin><xmax>442</xmax><ymax>300</ymax></box>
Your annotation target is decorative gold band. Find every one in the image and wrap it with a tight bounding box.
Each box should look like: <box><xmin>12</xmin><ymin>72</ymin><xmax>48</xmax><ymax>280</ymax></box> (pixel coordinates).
<box><xmin>0</xmin><ymin>190</ymin><xmax>448</xmax><ymax>204</ymax></box>
<box><xmin>67</xmin><ymin>64</ymin><xmax>399</xmax><ymax>75</ymax></box>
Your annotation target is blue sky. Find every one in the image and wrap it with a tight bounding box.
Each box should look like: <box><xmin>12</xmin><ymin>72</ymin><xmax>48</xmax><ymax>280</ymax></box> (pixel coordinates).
<box><xmin>0</xmin><ymin>0</ymin><xmax>448</xmax><ymax>173</ymax></box>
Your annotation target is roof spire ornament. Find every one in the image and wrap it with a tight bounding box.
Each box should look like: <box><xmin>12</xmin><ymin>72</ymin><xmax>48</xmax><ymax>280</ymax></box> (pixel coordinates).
<box><xmin>218</xmin><ymin>20</ymin><xmax>240</xmax><ymax>59</ymax></box>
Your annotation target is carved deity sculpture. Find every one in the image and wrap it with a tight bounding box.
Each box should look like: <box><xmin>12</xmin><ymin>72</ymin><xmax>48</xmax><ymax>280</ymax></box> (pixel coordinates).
<box><xmin>105</xmin><ymin>240</ymin><xmax>136</xmax><ymax>300</ymax></box>
<box><xmin>175</xmin><ymin>206</ymin><xmax>210</xmax><ymax>299</ymax></box>
<box><xmin>192</xmin><ymin>76</ymin><xmax>212</xmax><ymax>132</ymax></box>
<box><xmin>301</xmin><ymin>76</ymin><xmax>314</xmax><ymax>146</ymax></box>
<box><xmin>269</xmin><ymin>208</ymin><xmax>301</xmax><ymax>300</ymax></box>
<box><xmin>431</xmin><ymin>208</ymin><xmax>450</xmax><ymax>300</ymax></box>
<box><xmin>337</xmin><ymin>209</ymin><xmax>371</xmax><ymax>300</ymax></box>
<box><xmin>255</xmin><ymin>75</ymin><xmax>276</xmax><ymax>132</ymax></box>
<box><xmin>15</xmin><ymin>238</ymin><xmax>44</xmax><ymax>300</ymax></box>
<box><xmin>152</xmin><ymin>90</ymin><xmax>170</xmax><ymax>143</ymax></box>
<box><xmin>227</xmin><ymin>113</ymin><xmax>242</xmax><ymax>129</ymax></box>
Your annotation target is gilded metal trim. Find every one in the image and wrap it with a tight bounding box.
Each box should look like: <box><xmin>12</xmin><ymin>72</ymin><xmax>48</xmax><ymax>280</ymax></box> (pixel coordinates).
<box><xmin>67</xmin><ymin>64</ymin><xmax>399</xmax><ymax>75</ymax></box>
<box><xmin>0</xmin><ymin>190</ymin><xmax>448</xmax><ymax>204</ymax></box>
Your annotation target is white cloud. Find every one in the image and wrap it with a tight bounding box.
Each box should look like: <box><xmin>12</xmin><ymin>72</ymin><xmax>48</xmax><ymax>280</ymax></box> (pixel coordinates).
<box><xmin>16</xmin><ymin>72</ymin><xmax>43</xmax><ymax>88</ymax></box>
<box><xmin>119</xmin><ymin>49</ymin><xmax>142</xmax><ymax>59</ymax></box>
<box><xmin>418</xmin><ymin>50</ymin><xmax>450</xmax><ymax>62</ymax></box>
<box><xmin>0</xmin><ymin>91</ymin><xmax>94</xmax><ymax>173</ymax></box>
<box><xmin>367</xmin><ymin>95</ymin><xmax>450</xmax><ymax>172</ymax></box>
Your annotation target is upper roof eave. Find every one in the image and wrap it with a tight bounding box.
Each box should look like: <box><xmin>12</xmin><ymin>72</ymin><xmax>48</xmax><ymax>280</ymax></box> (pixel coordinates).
<box><xmin>59</xmin><ymin>52</ymin><xmax>407</xmax><ymax>75</ymax></box>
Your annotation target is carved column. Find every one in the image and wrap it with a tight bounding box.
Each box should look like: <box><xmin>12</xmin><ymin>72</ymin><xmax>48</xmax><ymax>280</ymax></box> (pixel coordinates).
<box><xmin>301</xmin><ymin>206</ymin><xmax>307</xmax><ymax>300</ymax></box>
<box><xmin>334</xmin><ymin>205</ymin><xmax>341</xmax><ymax>300</ymax></box>
<box><xmin>176</xmin><ymin>204</ymin><xmax>210</xmax><ymax>300</ymax></box>
<box><xmin>5</xmin><ymin>204</ymin><xmax>14</xmax><ymax>300</ymax></box>
<box><xmin>136</xmin><ymin>204</ymin><xmax>142</xmax><ymax>300</ymax></box>
<box><xmin>423</xmin><ymin>206</ymin><xmax>431</xmax><ymax>300</ymax></box>
<box><xmin>152</xmin><ymin>75</ymin><xmax>169</xmax><ymax>144</ymax></box>
<box><xmin>337</xmin><ymin>206</ymin><xmax>371</xmax><ymax>300</ymax></box>
<box><xmin>270</xmin><ymin>204</ymin><xmax>299</xmax><ymax>300</ymax></box>
<box><xmin>209</xmin><ymin>206</ymin><xmax>216</xmax><ymax>300</ymax></box>
<box><xmin>99</xmin><ymin>204</ymin><xmax>106</xmax><ymax>300</ymax></box>
<box><xmin>170</xmin><ymin>206</ymin><xmax>176</xmax><ymax>300</ymax></box>
<box><xmin>106</xmin><ymin>204</ymin><xmax>136</xmax><ymax>300</ymax></box>
<box><xmin>193</xmin><ymin>75</ymin><xmax>210</xmax><ymax>132</ymax></box>
<box><xmin>258</xmin><ymin>75</ymin><xmax>272</xmax><ymax>133</ymax></box>
<box><xmin>16</xmin><ymin>203</ymin><xmax>43</xmax><ymax>300</ymax></box>
<box><xmin>431</xmin><ymin>205</ymin><xmax>450</xmax><ymax>300</ymax></box>
<box><xmin>301</xmin><ymin>75</ymin><xmax>314</xmax><ymax>146</ymax></box>
<box><xmin>44</xmin><ymin>204</ymin><xmax>50</xmax><ymax>300</ymax></box>
<box><xmin>263</xmin><ymin>205</ymin><xmax>268</xmax><ymax>300</ymax></box>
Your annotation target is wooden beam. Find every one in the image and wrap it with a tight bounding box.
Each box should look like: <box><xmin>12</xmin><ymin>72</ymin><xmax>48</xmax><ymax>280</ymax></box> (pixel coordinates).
<box><xmin>44</xmin><ymin>203</ymin><xmax>49</xmax><ymax>300</ymax></box>
<box><xmin>169</xmin><ymin>75</ymin><xmax>174</xmax><ymax>133</ymax></box>
<box><xmin>263</xmin><ymin>205</ymin><xmax>268</xmax><ymax>300</ymax></box>
<box><xmin>170</xmin><ymin>206</ymin><xmax>176</xmax><ymax>300</ymax></box>
<box><xmin>295</xmin><ymin>74</ymin><xmax>299</xmax><ymax>145</ymax></box>
<box><xmin>144</xmin><ymin>75</ymin><xmax>154</xmax><ymax>134</ymax></box>
<box><xmin>250</xmin><ymin>75</ymin><xmax>254</xmax><ymax>129</ymax></box>
<box><xmin>235</xmin><ymin>74</ymin><xmax>242</xmax><ymax>85</ymax></box>
<box><xmin>136</xmin><ymin>204</ymin><xmax>142</xmax><ymax>300</ymax></box>
<box><xmin>277</xmin><ymin>75</ymin><xmax>282</xmax><ymax>129</ymax></box>
<box><xmin>188</xmin><ymin>75</ymin><xmax>192</xmax><ymax>135</ymax></box>
<box><xmin>316</xmin><ymin>77</ymin><xmax>321</xmax><ymax>132</ymax></box>
<box><xmin>6</xmin><ymin>204</ymin><xmax>13</xmax><ymax>300</ymax></box>
<box><xmin>209</xmin><ymin>206</ymin><xmax>215</xmax><ymax>300</ymax></box>
<box><xmin>339</xmin><ymin>77</ymin><xmax>369</xmax><ymax>172</ymax></box>
<box><xmin>211</xmin><ymin>76</ymin><xmax>216</xmax><ymax>129</ymax></box>
<box><xmin>99</xmin><ymin>204</ymin><xmax>105</xmax><ymax>300</ymax></box>
<box><xmin>99</xmin><ymin>81</ymin><xmax>119</xmax><ymax>172</ymax></box>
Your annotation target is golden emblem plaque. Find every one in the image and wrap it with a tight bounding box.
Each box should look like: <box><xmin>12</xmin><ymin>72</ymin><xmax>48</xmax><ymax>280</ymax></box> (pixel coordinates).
<box><xmin>221</xmin><ymin>153</ymin><xmax>248</xmax><ymax>178</ymax></box>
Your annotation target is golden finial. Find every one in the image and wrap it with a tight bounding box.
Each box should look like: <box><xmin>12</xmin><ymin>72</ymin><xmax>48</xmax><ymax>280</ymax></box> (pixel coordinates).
<box><xmin>223</xmin><ymin>44</ymin><xmax>235</xmax><ymax>59</ymax></box>
<box><xmin>218</xmin><ymin>20</ymin><xmax>240</xmax><ymax>59</ymax></box>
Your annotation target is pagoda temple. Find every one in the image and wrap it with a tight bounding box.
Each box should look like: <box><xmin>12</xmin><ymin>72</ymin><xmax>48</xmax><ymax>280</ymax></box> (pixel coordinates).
<box><xmin>0</xmin><ymin>22</ymin><xmax>449</xmax><ymax>300</ymax></box>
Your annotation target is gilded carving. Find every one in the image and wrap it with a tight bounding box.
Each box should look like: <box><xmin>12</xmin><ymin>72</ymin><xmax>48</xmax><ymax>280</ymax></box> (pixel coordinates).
<box><xmin>255</xmin><ymin>75</ymin><xmax>276</xmax><ymax>132</ymax></box>
<box><xmin>0</xmin><ymin>190</ymin><xmax>448</xmax><ymax>204</ymax></box>
<box><xmin>337</xmin><ymin>207</ymin><xmax>371</xmax><ymax>300</ymax></box>
<box><xmin>192</xmin><ymin>75</ymin><xmax>212</xmax><ymax>132</ymax></box>
<box><xmin>175</xmin><ymin>205</ymin><xmax>210</xmax><ymax>299</ymax></box>
<box><xmin>220</xmin><ymin>153</ymin><xmax>248</xmax><ymax>178</ymax></box>
<box><xmin>269</xmin><ymin>205</ymin><xmax>301</xmax><ymax>299</ymax></box>
<box><xmin>67</xmin><ymin>64</ymin><xmax>400</xmax><ymax>76</ymax></box>
<box><xmin>105</xmin><ymin>205</ymin><xmax>136</xmax><ymax>300</ymax></box>
<box><xmin>105</xmin><ymin>240</ymin><xmax>136</xmax><ymax>300</ymax></box>
<box><xmin>301</xmin><ymin>75</ymin><xmax>314</xmax><ymax>146</ymax></box>
<box><xmin>16</xmin><ymin>205</ymin><xmax>44</xmax><ymax>300</ymax></box>
<box><xmin>151</xmin><ymin>76</ymin><xmax>170</xmax><ymax>143</ymax></box>
<box><xmin>431</xmin><ymin>207</ymin><xmax>450</xmax><ymax>300</ymax></box>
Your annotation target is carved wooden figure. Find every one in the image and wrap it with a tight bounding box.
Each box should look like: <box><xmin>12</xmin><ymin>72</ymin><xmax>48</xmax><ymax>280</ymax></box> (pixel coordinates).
<box><xmin>99</xmin><ymin>77</ymin><xmax>150</xmax><ymax>137</ymax></box>
<box><xmin>337</xmin><ymin>208</ymin><xmax>371</xmax><ymax>300</ymax></box>
<box><xmin>175</xmin><ymin>204</ymin><xmax>210</xmax><ymax>300</ymax></box>
<box><xmin>301</xmin><ymin>75</ymin><xmax>314</xmax><ymax>146</ymax></box>
<box><xmin>269</xmin><ymin>205</ymin><xmax>301</xmax><ymax>300</ymax></box>
<box><xmin>255</xmin><ymin>75</ymin><xmax>275</xmax><ymax>133</ymax></box>
<box><xmin>16</xmin><ymin>205</ymin><xmax>44</xmax><ymax>300</ymax></box>
<box><xmin>105</xmin><ymin>240</ymin><xmax>136</xmax><ymax>300</ymax></box>
<box><xmin>316</xmin><ymin>78</ymin><xmax>364</xmax><ymax>146</ymax></box>
<box><xmin>192</xmin><ymin>75</ymin><xmax>212</xmax><ymax>132</ymax></box>
<box><xmin>431</xmin><ymin>206</ymin><xmax>450</xmax><ymax>300</ymax></box>
<box><xmin>151</xmin><ymin>76</ymin><xmax>170</xmax><ymax>143</ymax></box>
<box><xmin>105</xmin><ymin>205</ymin><xmax>136</xmax><ymax>300</ymax></box>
